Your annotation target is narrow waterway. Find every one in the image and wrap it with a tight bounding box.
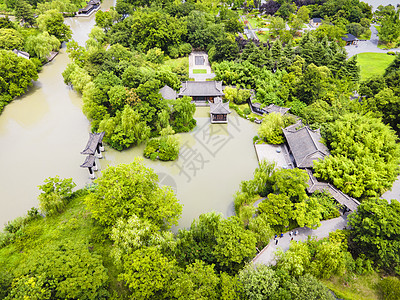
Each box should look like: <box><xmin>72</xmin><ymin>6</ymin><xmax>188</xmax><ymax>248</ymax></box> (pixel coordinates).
<box><xmin>0</xmin><ymin>1</ymin><xmax>259</xmax><ymax>229</ymax></box>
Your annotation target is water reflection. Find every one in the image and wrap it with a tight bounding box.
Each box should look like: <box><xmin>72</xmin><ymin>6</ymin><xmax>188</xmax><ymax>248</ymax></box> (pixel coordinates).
<box><xmin>0</xmin><ymin>0</ymin><xmax>260</xmax><ymax>230</ymax></box>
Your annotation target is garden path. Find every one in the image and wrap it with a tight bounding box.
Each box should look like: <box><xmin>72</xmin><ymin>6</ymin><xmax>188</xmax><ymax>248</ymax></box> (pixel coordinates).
<box><xmin>346</xmin><ymin>24</ymin><xmax>400</xmax><ymax>57</ymax></box>
<box><xmin>252</xmin><ymin>214</ymin><xmax>349</xmax><ymax>266</ymax></box>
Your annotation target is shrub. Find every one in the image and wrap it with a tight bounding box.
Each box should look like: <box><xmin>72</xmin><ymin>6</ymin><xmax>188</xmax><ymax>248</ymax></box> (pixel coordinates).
<box><xmin>179</xmin><ymin>43</ymin><xmax>192</xmax><ymax>56</ymax></box>
<box><xmin>253</xmin><ymin>135</ymin><xmax>259</xmax><ymax>143</ymax></box>
<box><xmin>243</xmin><ymin>107</ymin><xmax>251</xmax><ymax>115</ymax></box>
<box><xmin>38</xmin><ymin>176</ymin><xmax>76</xmax><ymax>216</ymax></box>
<box><xmin>258</xmin><ymin>112</ymin><xmax>295</xmax><ymax>144</ymax></box>
<box><xmin>168</xmin><ymin>46</ymin><xmax>179</xmax><ymax>59</ymax></box>
<box><xmin>144</xmin><ymin>138</ymin><xmax>160</xmax><ymax>158</ymax></box>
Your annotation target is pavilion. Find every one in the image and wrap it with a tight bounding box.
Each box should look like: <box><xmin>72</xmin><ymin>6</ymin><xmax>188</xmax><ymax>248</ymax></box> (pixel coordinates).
<box><xmin>209</xmin><ymin>97</ymin><xmax>231</xmax><ymax>123</ymax></box>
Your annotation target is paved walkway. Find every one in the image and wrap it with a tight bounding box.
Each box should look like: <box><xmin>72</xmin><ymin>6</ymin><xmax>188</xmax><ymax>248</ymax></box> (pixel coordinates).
<box><xmin>346</xmin><ymin>24</ymin><xmax>400</xmax><ymax>57</ymax></box>
<box><xmin>188</xmin><ymin>51</ymin><xmax>215</xmax><ymax>81</ymax></box>
<box><xmin>252</xmin><ymin>214</ymin><xmax>349</xmax><ymax>266</ymax></box>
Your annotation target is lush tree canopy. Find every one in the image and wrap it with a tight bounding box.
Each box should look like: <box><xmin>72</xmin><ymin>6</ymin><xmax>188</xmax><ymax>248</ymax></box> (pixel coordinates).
<box><xmin>85</xmin><ymin>159</ymin><xmax>182</xmax><ymax>229</ymax></box>
<box><xmin>348</xmin><ymin>198</ymin><xmax>400</xmax><ymax>275</ymax></box>
<box><xmin>314</xmin><ymin>113</ymin><xmax>400</xmax><ymax>199</ymax></box>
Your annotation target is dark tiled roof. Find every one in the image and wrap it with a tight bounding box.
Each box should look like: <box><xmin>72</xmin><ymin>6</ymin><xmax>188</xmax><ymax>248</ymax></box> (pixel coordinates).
<box><xmin>159</xmin><ymin>85</ymin><xmax>177</xmax><ymax>100</ymax></box>
<box><xmin>178</xmin><ymin>81</ymin><xmax>224</xmax><ymax>97</ymax></box>
<box><xmin>81</xmin><ymin>132</ymin><xmax>105</xmax><ymax>155</ymax></box>
<box><xmin>263</xmin><ymin>104</ymin><xmax>290</xmax><ymax>115</ymax></box>
<box><xmin>306</xmin><ymin>169</ymin><xmax>360</xmax><ymax>211</ymax></box>
<box><xmin>80</xmin><ymin>155</ymin><xmax>96</xmax><ymax>168</ymax></box>
<box><xmin>210</xmin><ymin>98</ymin><xmax>231</xmax><ymax>114</ymax></box>
<box><xmin>79</xmin><ymin>0</ymin><xmax>100</xmax><ymax>13</ymax></box>
<box><xmin>342</xmin><ymin>33</ymin><xmax>357</xmax><ymax>42</ymax></box>
<box><xmin>283</xmin><ymin>125</ymin><xmax>329</xmax><ymax>168</ymax></box>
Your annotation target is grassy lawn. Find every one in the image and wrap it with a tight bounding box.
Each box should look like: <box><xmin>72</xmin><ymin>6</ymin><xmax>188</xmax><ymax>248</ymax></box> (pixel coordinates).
<box><xmin>322</xmin><ymin>272</ymin><xmax>381</xmax><ymax>300</ymax></box>
<box><xmin>356</xmin><ymin>52</ymin><xmax>395</xmax><ymax>80</ymax></box>
<box><xmin>192</xmin><ymin>69</ymin><xmax>207</xmax><ymax>74</ymax></box>
<box><xmin>257</xmin><ymin>31</ymin><xmax>270</xmax><ymax>42</ymax></box>
<box><xmin>246</xmin><ymin>17</ymin><xmax>258</xmax><ymax>29</ymax></box>
<box><xmin>0</xmin><ymin>192</ymin><xmax>130</xmax><ymax>298</ymax></box>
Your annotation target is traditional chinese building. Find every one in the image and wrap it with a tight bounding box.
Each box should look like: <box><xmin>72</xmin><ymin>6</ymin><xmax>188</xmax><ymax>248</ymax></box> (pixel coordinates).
<box><xmin>77</xmin><ymin>0</ymin><xmax>100</xmax><ymax>15</ymax></box>
<box><xmin>178</xmin><ymin>81</ymin><xmax>224</xmax><ymax>104</ymax></box>
<box><xmin>209</xmin><ymin>97</ymin><xmax>231</xmax><ymax>123</ymax></box>
<box><xmin>310</xmin><ymin>18</ymin><xmax>323</xmax><ymax>27</ymax></box>
<box><xmin>342</xmin><ymin>33</ymin><xmax>358</xmax><ymax>46</ymax></box>
<box><xmin>159</xmin><ymin>85</ymin><xmax>177</xmax><ymax>100</ymax></box>
<box><xmin>282</xmin><ymin>122</ymin><xmax>329</xmax><ymax>169</ymax></box>
<box><xmin>81</xmin><ymin>132</ymin><xmax>105</xmax><ymax>158</ymax></box>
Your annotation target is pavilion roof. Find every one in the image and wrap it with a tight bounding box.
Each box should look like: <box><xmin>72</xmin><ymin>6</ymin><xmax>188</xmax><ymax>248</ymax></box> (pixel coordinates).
<box><xmin>263</xmin><ymin>104</ymin><xmax>290</xmax><ymax>115</ymax></box>
<box><xmin>210</xmin><ymin>99</ymin><xmax>231</xmax><ymax>114</ymax></box>
<box><xmin>159</xmin><ymin>85</ymin><xmax>177</xmax><ymax>100</ymax></box>
<box><xmin>81</xmin><ymin>132</ymin><xmax>105</xmax><ymax>155</ymax></box>
<box><xmin>342</xmin><ymin>33</ymin><xmax>357</xmax><ymax>42</ymax></box>
<box><xmin>178</xmin><ymin>81</ymin><xmax>224</xmax><ymax>97</ymax></box>
<box><xmin>283</xmin><ymin>125</ymin><xmax>329</xmax><ymax>168</ymax></box>
<box><xmin>80</xmin><ymin>155</ymin><xmax>96</xmax><ymax>168</ymax></box>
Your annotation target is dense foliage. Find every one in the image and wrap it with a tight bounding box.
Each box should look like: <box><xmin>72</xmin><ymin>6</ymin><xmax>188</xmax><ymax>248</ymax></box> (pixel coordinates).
<box><xmin>38</xmin><ymin>176</ymin><xmax>76</xmax><ymax>216</ymax></box>
<box><xmin>84</xmin><ymin>158</ymin><xmax>182</xmax><ymax>230</ymax></box>
<box><xmin>348</xmin><ymin>198</ymin><xmax>400</xmax><ymax>275</ymax></box>
<box><xmin>314</xmin><ymin>113</ymin><xmax>400</xmax><ymax>200</ymax></box>
<box><xmin>0</xmin><ymin>49</ymin><xmax>38</xmax><ymax>113</ymax></box>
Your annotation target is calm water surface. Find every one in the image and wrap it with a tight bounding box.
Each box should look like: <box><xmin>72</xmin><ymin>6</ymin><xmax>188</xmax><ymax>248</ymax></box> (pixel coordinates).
<box><xmin>0</xmin><ymin>0</ymin><xmax>259</xmax><ymax>228</ymax></box>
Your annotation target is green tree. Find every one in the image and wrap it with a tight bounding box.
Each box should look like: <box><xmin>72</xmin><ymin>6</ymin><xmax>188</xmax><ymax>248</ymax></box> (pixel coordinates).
<box><xmin>14</xmin><ymin>0</ymin><xmax>35</xmax><ymax>27</ymax></box>
<box><xmin>171</xmin><ymin>260</ymin><xmax>220</xmax><ymax>299</ymax></box>
<box><xmin>297</xmin><ymin>6</ymin><xmax>310</xmax><ymax>23</ymax></box>
<box><xmin>0</xmin><ymin>28</ymin><xmax>23</xmax><ymax>50</ymax></box>
<box><xmin>314</xmin><ymin>113</ymin><xmax>400</xmax><ymax>199</ymax></box>
<box><xmin>379</xmin><ymin>8</ymin><xmax>400</xmax><ymax>44</ymax></box>
<box><xmin>37</xmin><ymin>10</ymin><xmax>72</xmax><ymax>42</ymax></box>
<box><xmin>25</xmin><ymin>32</ymin><xmax>61</xmax><ymax>60</ymax></box>
<box><xmin>12</xmin><ymin>241</ymin><xmax>108</xmax><ymax>300</ymax></box>
<box><xmin>238</xmin><ymin>264</ymin><xmax>279</xmax><ymax>299</ymax></box>
<box><xmin>259</xmin><ymin>193</ymin><xmax>293</xmax><ymax>227</ymax></box>
<box><xmin>84</xmin><ymin>158</ymin><xmax>182</xmax><ymax>229</ymax></box>
<box><xmin>365</xmin><ymin>88</ymin><xmax>400</xmax><ymax>134</ymax></box>
<box><xmin>176</xmin><ymin>212</ymin><xmax>222</xmax><ymax>266</ymax></box>
<box><xmin>38</xmin><ymin>176</ymin><xmax>76</xmax><ymax>216</ymax></box>
<box><xmin>209</xmin><ymin>36</ymin><xmax>239</xmax><ymax>62</ymax></box>
<box><xmin>213</xmin><ymin>216</ymin><xmax>257</xmax><ymax>273</ymax></box>
<box><xmin>171</xmin><ymin>96</ymin><xmax>196</xmax><ymax>132</ymax></box>
<box><xmin>269</xmin><ymin>16</ymin><xmax>285</xmax><ymax>37</ymax></box>
<box><xmin>129</xmin><ymin>10</ymin><xmax>187</xmax><ymax>52</ymax></box>
<box><xmin>119</xmin><ymin>246</ymin><xmax>176</xmax><ymax>300</ymax></box>
<box><xmin>348</xmin><ymin>198</ymin><xmax>400</xmax><ymax>274</ymax></box>
<box><xmin>110</xmin><ymin>214</ymin><xmax>175</xmax><ymax>266</ymax></box>
<box><xmin>98</xmin><ymin>105</ymin><xmax>151</xmax><ymax>150</ymax></box>
<box><xmin>0</xmin><ymin>49</ymin><xmax>38</xmax><ymax>96</ymax></box>
<box><xmin>258</xmin><ymin>112</ymin><xmax>295</xmax><ymax>144</ymax></box>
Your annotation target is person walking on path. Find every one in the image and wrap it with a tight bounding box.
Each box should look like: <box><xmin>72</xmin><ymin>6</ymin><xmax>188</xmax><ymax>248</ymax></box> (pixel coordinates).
<box><xmin>274</xmin><ymin>234</ymin><xmax>278</xmax><ymax>240</ymax></box>
<box><xmin>294</xmin><ymin>230</ymin><xmax>298</xmax><ymax>236</ymax></box>
<box><xmin>289</xmin><ymin>231</ymin><xmax>293</xmax><ymax>237</ymax></box>
<box><xmin>280</xmin><ymin>233</ymin><xmax>283</xmax><ymax>238</ymax></box>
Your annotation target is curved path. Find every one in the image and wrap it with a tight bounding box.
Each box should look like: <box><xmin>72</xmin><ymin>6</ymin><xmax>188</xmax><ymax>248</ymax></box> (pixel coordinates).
<box><xmin>346</xmin><ymin>24</ymin><xmax>400</xmax><ymax>57</ymax></box>
<box><xmin>252</xmin><ymin>214</ymin><xmax>349</xmax><ymax>266</ymax></box>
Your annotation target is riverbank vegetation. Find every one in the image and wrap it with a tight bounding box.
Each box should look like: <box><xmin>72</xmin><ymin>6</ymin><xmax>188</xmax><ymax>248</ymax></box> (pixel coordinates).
<box><xmin>0</xmin><ymin>4</ymin><xmax>73</xmax><ymax>113</ymax></box>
